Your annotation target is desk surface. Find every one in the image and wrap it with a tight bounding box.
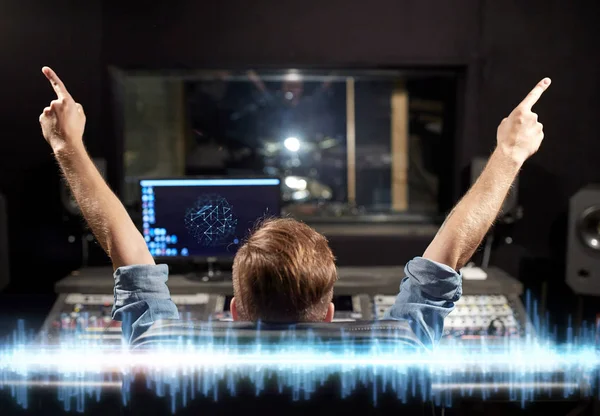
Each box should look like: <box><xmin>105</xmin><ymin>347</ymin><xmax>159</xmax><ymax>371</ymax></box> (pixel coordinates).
<box><xmin>57</xmin><ymin>266</ymin><xmax>523</xmax><ymax>297</ymax></box>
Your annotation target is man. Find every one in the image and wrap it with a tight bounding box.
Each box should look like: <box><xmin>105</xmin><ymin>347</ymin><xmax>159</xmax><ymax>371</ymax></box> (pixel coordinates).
<box><xmin>39</xmin><ymin>67</ymin><xmax>550</xmax><ymax>346</ymax></box>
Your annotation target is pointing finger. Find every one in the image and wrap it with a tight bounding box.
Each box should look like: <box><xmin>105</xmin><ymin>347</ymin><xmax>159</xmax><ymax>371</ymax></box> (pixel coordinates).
<box><xmin>42</xmin><ymin>66</ymin><xmax>71</xmax><ymax>100</ymax></box>
<box><xmin>517</xmin><ymin>78</ymin><xmax>551</xmax><ymax>111</ymax></box>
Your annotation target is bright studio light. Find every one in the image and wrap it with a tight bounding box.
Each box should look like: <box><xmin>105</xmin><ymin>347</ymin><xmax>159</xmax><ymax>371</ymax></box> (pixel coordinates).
<box><xmin>284</xmin><ymin>137</ymin><xmax>300</xmax><ymax>152</ymax></box>
<box><xmin>284</xmin><ymin>176</ymin><xmax>307</xmax><ymax>191</ymax></box>
<box><xmin>285</xmin><ymin>70</ymin><xmax>301</xmax><ymax>82</ymax></box>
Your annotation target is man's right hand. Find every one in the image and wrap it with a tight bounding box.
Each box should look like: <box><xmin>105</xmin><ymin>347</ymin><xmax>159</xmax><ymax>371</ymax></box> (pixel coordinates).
<box><xmin>423</xmin><ymin>77</ymin><xmax>552</xmax><ymax>270</ymax></box>
<box><xmin>39</xmin><ymin>67</ymin><xmax>86</xmax><ymax>153</ymax></box>
<box><xmin>496</xmin><ymin>78</ymin><xmax>551</xmax><ymax>165</ymax></box>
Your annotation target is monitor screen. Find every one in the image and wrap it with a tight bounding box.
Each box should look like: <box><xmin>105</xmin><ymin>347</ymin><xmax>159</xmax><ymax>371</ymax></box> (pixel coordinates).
<box><xmin>139</xmin><ymin>178</ymin><xmax>281</xmax><ymax>259</ymax></box>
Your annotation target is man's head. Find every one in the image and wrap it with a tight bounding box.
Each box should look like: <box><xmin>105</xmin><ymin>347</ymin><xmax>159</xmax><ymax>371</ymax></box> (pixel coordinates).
<box><xmin>231</xmin><ymin>218</ymin><xmax>337</xmax><ymax>322</ymax></box>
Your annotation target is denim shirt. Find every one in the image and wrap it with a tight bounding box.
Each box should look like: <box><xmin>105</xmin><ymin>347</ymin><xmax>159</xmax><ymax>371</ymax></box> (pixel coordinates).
<box><xmin>112</xmin><ymin>257</ymin><xmax>462</xmax><ymax>347</ymax></box>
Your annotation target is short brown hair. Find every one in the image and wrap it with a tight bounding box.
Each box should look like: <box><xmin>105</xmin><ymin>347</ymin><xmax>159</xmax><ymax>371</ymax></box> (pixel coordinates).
<box><xmin>232</xmin><ymin>218</ymin><xmax>337</xmax><ymax>322</ymax></box>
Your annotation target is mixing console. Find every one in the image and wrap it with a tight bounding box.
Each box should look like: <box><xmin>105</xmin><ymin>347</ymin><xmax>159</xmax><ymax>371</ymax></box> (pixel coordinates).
<box><xmin>374</xmin><ymin>294</ymin><xmax>529</xmax><ymax>341</ymax></box>
<box><xmin>40</xmin><ymin>294</ymin><xmax>371</xmax><ymax>343</ymax></box>
<box><xmin>41</xmin><ymin>279</ymin><xmax>528</xmax><ymax>344</ymax></box>
<box><xmin>41</xmin><ymin>293</ymin><xmax>216</xmax><ymax>344</ymax></box>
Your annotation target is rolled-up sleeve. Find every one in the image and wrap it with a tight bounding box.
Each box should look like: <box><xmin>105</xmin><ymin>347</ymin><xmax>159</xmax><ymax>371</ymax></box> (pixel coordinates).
<box><xmin>111</xmin><ymin>264</ymin><xmax>179</xmax><ymax>344</ymax></box>
<box><xmin>384</xmin><ymin>257</ymin><xmax>462</xmax><ymax>348</ymax></box>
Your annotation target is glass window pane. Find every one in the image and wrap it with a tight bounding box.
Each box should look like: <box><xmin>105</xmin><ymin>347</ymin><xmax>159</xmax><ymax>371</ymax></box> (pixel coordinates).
<box><xmin>121</xmin><ymin>70</ymin><xmax>457</xmax><ymax>219</ymax></box>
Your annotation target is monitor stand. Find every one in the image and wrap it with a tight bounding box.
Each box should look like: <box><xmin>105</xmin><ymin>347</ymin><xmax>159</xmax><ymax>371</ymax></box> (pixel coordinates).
<box><xmin>185</xmin><ymin>258</ymin><xmax>229</xmax><ymax>282</ymax></box>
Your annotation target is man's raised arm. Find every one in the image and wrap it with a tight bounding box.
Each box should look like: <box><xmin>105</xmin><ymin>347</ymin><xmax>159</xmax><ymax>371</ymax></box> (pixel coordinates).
<box><xmin>423</xmin><ymin>78</ymin><xmax>551</xmax><ymax>270</ymax></box>
<box><xmin>39</xmin><ymin>66</ymin><xmax>153</xmax><ymax>270</ymax></box>
<box><xmin>385</xmin><ymin>78</ymin><xmax>551</xmax><ymax>347</ymax></box>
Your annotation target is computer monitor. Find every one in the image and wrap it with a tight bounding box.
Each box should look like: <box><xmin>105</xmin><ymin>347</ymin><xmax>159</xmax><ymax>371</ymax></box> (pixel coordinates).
<box><xmin>139</xmin><ymin>178</ymin><xmax>281</xmax><ymax>260</ymax></box>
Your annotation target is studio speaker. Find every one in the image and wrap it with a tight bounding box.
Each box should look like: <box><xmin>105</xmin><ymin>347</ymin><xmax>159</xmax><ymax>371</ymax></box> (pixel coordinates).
<box><xmin>566</xmin><ymin>184</ymin><xmax>600</xmax><ymax>296</ymax></box>
<box><xmin>471</xmin><ymin>156</ymin><xmax>519</xmax><ymax>220</ymax></box>
<box><xmin>0</xmin><ymin>193</ymin><xmax>9</xmax><ymax>291</ymax></box>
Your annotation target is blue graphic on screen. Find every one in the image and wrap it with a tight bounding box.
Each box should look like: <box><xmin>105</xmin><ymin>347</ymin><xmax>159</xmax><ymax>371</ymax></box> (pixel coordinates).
<box><xmin>140</xmin><ymin>179</ymin><xmax>280</xmax><ymax>258</ymax></box>
<box><xmin>184</xmin><ymin>194</ymin><xmax>238</xmax><ymax>246</ymax></box>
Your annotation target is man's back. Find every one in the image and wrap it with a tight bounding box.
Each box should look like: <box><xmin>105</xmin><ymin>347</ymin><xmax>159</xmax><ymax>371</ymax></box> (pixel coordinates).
<box><xmin>112</xmin><ymin>255</ymin><xmax>461</xmax><ymax>347</ymax></box>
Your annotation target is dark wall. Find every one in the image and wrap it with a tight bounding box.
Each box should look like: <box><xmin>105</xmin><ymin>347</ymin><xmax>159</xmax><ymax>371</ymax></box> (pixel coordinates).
<box><xmin>1</xmin><ymin>0</ymin><xmax>598</xmax><ymax>304</ymax></box>
<box><xmin>480</xmin><ymin>0</ymin><xmax>600</xmax><ymax>261</ymax></box>
<box><xmin>0</xmin><ymin>1</ymin><xmax>103</xmax><ymax>291</ymax></box>
<box><xmin>478</xmin><ymin>0</ymin><xmax>600</xmax><ymax>321</ymax></box>
<box><xmin>103</xmin><ymin>0</ymin><xmax>479</xmax><ymax>68</ymax></box>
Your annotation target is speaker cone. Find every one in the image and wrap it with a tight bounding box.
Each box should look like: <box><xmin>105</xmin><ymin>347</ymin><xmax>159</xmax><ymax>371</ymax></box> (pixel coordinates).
<box><xmin>577</xmin><ymin>205</ymin><xmax>600</xmax><ymax>251</ymax></box>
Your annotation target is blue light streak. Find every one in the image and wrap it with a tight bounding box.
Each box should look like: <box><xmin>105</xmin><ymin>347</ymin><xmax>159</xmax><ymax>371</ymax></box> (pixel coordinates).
<box><xmin>0</xmin><ymin>322</ymin><xmax>598</xmax><ymax>412</ymax></box>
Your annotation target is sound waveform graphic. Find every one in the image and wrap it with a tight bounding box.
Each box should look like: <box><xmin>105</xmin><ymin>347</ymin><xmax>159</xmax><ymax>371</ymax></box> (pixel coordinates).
<box><xmin>0</xmin><ymin>322</ymin><xmax>599</xmax><ymax>413</ymax></box>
